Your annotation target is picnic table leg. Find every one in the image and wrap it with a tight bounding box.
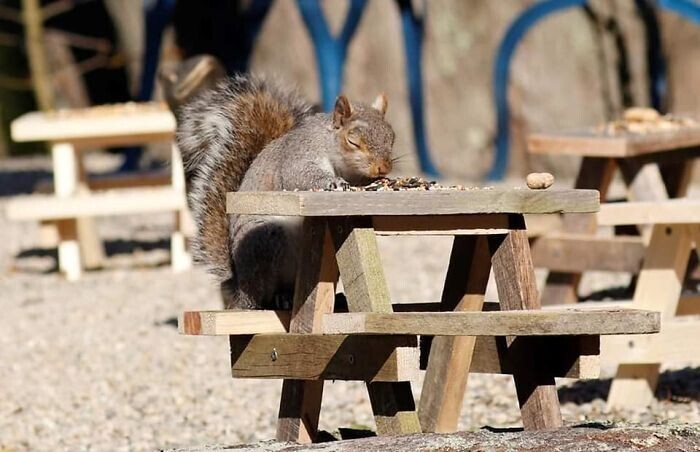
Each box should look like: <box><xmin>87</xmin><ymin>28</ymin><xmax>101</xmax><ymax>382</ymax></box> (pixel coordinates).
<box><xmin>540</xmin><ymin>157</ymin><xmax>615</xmax><ymax>305</ymax></box>
<box><xmin>276</xmin><ymin>218</ymin><xmax>337</xmax><ymax>443</ymax></box>
<box><xmin>489</xmin><ymin>217</ymin><xmax>562</xmax><ymax>430</ymax></box>
<box><xmin>170</xmin><ymin>143</ymin><xmax>192</xmax><ymax>271</ymax></box>
<box><xmin>330</xmin><ymin>217</ymin><xmax>421</xmax><ymax>436</ymax></box>
<box><xmin>418</xmin><ymin>234</ymin><xmax>491</xmax><ymax>433</ymax></box>
<box><xmin>607</xmin><ymin>223</ymin><xmax>693</xmax><ymax>410</ymax></box>
<box><xmin>51</xmin><ymin>143</ymin><xmax>105</xmax><ymax>278</ymax></box>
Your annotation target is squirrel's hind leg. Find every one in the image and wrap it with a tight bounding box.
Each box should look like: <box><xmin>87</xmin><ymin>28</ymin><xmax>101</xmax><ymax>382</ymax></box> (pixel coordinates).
<box><xmin>229</xmin><ymin>217</ymin><xmax>295</xmax><ymax>310</ymax></box>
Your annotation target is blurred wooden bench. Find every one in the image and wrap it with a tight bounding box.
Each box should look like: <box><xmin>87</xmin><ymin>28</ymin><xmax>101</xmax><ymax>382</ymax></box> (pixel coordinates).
<box><xmin>7</xmin><ymin>102</ymin><xmax>192</xmax><ymax>280</ymax></box>
<box><xmin>593</xmin><ymin>199</ymin><xmax>700</xmax><ymax>410</ymax></box>
<box><xmin>180</xmin><ymin>188</ymin><xmax>660</xmax><ymax>442</ymax></box>
<box><xmin>528</xmin><ymin>123</ymin><xmax>699</xmax><ymax>304</ymax></box>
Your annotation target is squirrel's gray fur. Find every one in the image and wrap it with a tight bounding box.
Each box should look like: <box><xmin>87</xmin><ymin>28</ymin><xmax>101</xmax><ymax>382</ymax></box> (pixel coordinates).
<box><xmin>177</xmin><ymin>73</ymin><xmax>394</xmax><ymax>309</ymax></box>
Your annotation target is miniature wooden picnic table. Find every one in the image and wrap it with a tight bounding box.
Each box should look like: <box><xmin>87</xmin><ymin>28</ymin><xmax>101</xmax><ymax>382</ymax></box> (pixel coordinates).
<box><xmin>180</xmin><ymin>188</ymin><xmax>660</xmax><ymax>441</ymax></box>
<box><xmin>528</xmin><ymin>124</ymin><xmax>700</xmax><ymax>305</ymax></box>
<box><xmin>587</xmin><ymin>199</ymin><xmax>700</xmax><ymax>410</ymax></box>
<box><xmin>7</xmin><ymin>102</ymin><xmax>191</xmax><ymax>280</ymax></box>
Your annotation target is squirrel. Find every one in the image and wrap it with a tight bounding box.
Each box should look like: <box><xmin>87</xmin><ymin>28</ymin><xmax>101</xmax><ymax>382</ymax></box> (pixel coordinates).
<box><xmin>177</xmin><ymin>74</ymin><xmax>395</xmax><ymax>309</ymax></box>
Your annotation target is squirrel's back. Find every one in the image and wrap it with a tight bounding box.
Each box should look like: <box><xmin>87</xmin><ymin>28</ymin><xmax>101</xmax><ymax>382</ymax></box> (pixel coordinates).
<box><xmin>176</xmin><ymin>74</ymin><xmax>313</xmax><ymax>281</ymax></box>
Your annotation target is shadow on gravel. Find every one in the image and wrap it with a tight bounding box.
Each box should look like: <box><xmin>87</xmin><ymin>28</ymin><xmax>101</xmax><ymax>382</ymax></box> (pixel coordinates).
<box><xmin>558</xmin><ymin>367</ymin><xmax>700</xmax><ymax>404</ymax></box>
<box><xmin>0</xmin><ymin>169</ymin><xmax>52</xmax><ymax>196</ymax></box>
<box><xmin>482</xmin><ymin>426</ymin><xmax>523</xmax><ymax>433</ymax></box>
<box><xmin>15</xmin><ymin>238</ymin><xmax>170</xmax><ymax>260</ymax></box>
<box><xmin>104</xmin><ymin>238</ymin><xmax>170</xmax><ymax>256</ymax></box>
<box><xmin>155</xmin><ymin>317</ymin><xmax>179</xmax><ymax>329</ymax></box>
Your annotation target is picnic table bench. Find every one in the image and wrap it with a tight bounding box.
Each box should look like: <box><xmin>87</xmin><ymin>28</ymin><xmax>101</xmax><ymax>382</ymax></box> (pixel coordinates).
<box><xmin>6</xmin><ymin>102</ymin><xmax>192</xmax><ymax>280</ymax></box>
<box><xmin>528</xmin><ymin>121</ymin><xmax>700</xmax><ymax>304</ymax></box>
<box><xmin>179</xmin><ymin>188</ymin><xmax>660</xmax><ymax>441</ymax></box>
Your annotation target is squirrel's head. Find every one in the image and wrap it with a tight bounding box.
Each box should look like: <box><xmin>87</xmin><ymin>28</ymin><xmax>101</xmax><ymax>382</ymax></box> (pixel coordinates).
<box><xmin>331</xmin><ymin>93</ymin><xmax>395</xmax><ymax>181</ymax></box>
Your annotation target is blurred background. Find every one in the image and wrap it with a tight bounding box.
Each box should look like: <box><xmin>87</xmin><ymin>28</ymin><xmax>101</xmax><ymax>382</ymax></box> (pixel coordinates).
<box><xmin>1</xmin><ymin>0</ymin><xmax>699</xmax><ymax>179</ymax></box>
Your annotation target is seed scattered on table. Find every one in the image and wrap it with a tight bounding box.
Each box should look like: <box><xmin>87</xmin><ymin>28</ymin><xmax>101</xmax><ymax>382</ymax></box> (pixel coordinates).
<box><xmin>597</xmin><ymin>107</ymin><xmax>698</xmax><ymax>135</ymax></box>
<box><xmin>319</xmin><ymin>177</ymin><xmax>488</xmax><ymax>192</ymax></box>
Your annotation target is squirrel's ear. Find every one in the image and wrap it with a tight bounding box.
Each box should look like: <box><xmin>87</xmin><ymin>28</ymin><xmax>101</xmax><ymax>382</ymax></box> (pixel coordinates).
<box><xmin>372</xmin><ymin>93</ymin><xmax>388</xmax><ymax>116</ymax></box>
<box><xmin>333</xmin><ymin>95</ymin><xmax>352</xmax><ymax>128</ymax></box>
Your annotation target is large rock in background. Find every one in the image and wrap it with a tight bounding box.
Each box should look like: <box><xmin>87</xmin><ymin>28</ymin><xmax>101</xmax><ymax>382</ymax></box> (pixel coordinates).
<box><xmin>249</xmin><ymin>0</ymin><xmax>700</xmax><ymax>181</ymax></box>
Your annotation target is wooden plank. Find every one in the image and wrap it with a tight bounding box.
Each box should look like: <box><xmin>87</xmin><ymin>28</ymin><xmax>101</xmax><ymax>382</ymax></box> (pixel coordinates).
<box><xmin>322</xmin><ymin>309</ymin><xmax>659</xmax><ymax>336</ymax></box>
<box><xmin>372</xmin><ymin>214</ymin><xmax>513</xmax><ymax>236</ymax></box>
<box><xmin>227</xmin><ymin>189</ymin><xmax>600</xmax><ymax>217</ymax></box>
<box><xmin>11</xmin><ymin>103</ymin><xmax>175</xmax><ymax>144</ymax></box>
<box><xmin>329</xmin><ymin>217</ymin><xmax>421</xmax><ymax>436</ymax></box>
<box><xmin>528</xmin><ymin>128</ymin><xmax>700</xmax><ymax>158</ymax></box>
<box><xmin>179</xmin><ymin>310</ymin><xmax>290</xmax><ymax>335</ymax></box>
<box><xmin>617</xmin><ymin>160</ymin><xmax>669</xmax><ymax>204</ymax></box>
<box><xmin>6</xmin><ymin>187</ymin><xmax>186</xmax><ymax>221</ymax></box>
<box><xmin>607</xmin><ymin>223</ymin><xmax>693</xmax><ymax>410</ymax></box>
<box><xmin>330</xmin><ymin>218</ymin><xmax>392</xmax><ymax>314</ymax></box>
<box><xmin>468</xmin><ymin>335</ymin><xmax>599</xmax><ymax>379</ymax></box>
<box><xmin>598</xmin><ymin>199</ymin><xmax>700</xmax><ymax>226</ymax></box>
<box><xmin>488</xmin><ymin>227</ymin><xmax>563</xmax><ymax>430</ymax></box>
<box><xmin>602</xmin><ymin>317</ymin><xmax>700</xmax><ymax>364</ymax></box>
<box><xmin>277</xmin><ymin>218</ymin><xmax>337</xmax><ymax>443</ymax></box>
<box><xmin>229</xmin><ymin>334</ymin><xmax>418</xmax><ymax>382</ymax></box>
<box><xmin>419</xmin><ymin>235</ymin><xmax>491</xmax><ymax>433</ymax></box>
<box><xmin>541</xmin><ymin>157</ymin><xmax>616</xmax><ymax>306</ymax></box>
<box><xmin>49</xmin><ymin>142</ymin><xmax>105</xmax><ymax>270</ymax></box>
<box><xmin>35</xmin><ymin>171</ymin><xmax>171</xmax><ymax>193</ymax></box>
<box><xmin>531</xmin><ymin>234</ymin><xmax>645</xmax><ymax>273</ymax></box>
<box><xmin>56</xmin><ymin>219</ymin><xmax>81</xmax><ymax>281</ymax></box>
<box><xmin>367</xmin><ymin>382</ymin><xmax>421</xmax><ymax>435</ymax></box>
<box><xmin>170</xmin><ymin>143</ymin><xmax>192</xmax><ymax>271</ymax></box>
<box><xmin>659</xmin><ymin>160</ymin><xmax>694</xmax><ymax>198</ymax></box>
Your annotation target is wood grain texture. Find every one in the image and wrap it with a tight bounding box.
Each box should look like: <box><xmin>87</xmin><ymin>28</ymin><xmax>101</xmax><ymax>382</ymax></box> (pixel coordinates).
<box><xmin>367</xmin><ymin>382</ymin><xmax>422</xmax><ymax>436</ymax></box>
<box><xmin>489</xmin><ymin>227</ymin><xmax>563</xmax><ymax>430</ymax></box>
<box><xmin>5</xmin><ymin>187</ymin><xmax>186</xmax><ymax>221</ymax></box>
<box><xmin>229</xmin><ymin>334</ymin><xmax>418</xmax><ymax>382</ymax></box>
<box><xmin>329</xmin><ymin>217</ymin><xmax>421</xmax><ymax>436</ymax></box>
<box><xmin>277</xmin><ymin>218</ymin><xmax>337</xmax><ymax>443</ymax></box>
<box><xmin>226</xmin><ymin>190</ymin><xmax>600</xmax><ymax>217</ymax></box>
<box><xmin>531</xmin><ymin>234</ymin><xmax>645</xmax><ymax>273</ymax></box>
<box><xmin>419</xmin><ymin>235</ymin><xmax>491</xmax><ymax>433</ymax></box>
<box><xmin>178</xmin><ymin>310</ymin><xmax>290</xmax><ymax>335</ymax></box>
<box><xmin>528</xmin><ymin>128</ymin><xmax>700</xmax><ymax>158</ymax></box>
<box><xmin>330</xmin><ymin>218</ymin><xmax>392</xmax><ymax>314</ymax></box>
<box><xmin>322</xmin><ymin>309</ymin><xmax>659</xmax><ymax>336</ymax></box>
<box><xmin>597</xmin><ymin>199</ymin><xmax>700</xmax><ymax>226</ymax></box>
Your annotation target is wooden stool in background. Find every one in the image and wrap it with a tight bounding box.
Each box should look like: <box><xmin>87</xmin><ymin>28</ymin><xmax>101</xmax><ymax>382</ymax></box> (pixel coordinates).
<box><xmin>7</xmin><ymin>102</ymin><xmax>192</xmax><ymax>280</ymax></box>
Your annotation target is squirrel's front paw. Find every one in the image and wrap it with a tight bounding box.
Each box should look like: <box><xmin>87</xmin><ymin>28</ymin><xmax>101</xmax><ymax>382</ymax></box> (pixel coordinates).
<box><xmin>325</xmin><ymin>178</ymin><xmax>350</xmax><ymax>191</ymax></box>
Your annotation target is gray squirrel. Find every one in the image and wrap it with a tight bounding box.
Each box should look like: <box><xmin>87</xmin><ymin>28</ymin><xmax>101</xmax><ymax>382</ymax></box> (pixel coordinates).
<box><xmin>177</xmin><ymin>74</ymin><xmax>395</xmax><ymax>309</ymax></box>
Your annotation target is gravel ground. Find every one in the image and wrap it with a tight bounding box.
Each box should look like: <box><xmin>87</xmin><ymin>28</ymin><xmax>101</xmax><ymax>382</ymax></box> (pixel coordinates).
<box><xmin>1</xmin><ymin>157</ymin><xmax>699</xmax><ymax>451</ymax></box>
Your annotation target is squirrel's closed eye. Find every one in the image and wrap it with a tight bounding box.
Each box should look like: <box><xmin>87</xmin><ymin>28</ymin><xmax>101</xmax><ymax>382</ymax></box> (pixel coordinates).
<box><xmin>346</xmin><ymin>136</ymin><xmax>361</xmax><ymax>148</ymax></box>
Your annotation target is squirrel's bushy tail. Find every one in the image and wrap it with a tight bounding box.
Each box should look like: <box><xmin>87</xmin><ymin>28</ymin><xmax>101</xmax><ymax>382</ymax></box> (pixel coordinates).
<box><xmin>176</xmin><ymin>74</ymin><xmax>312</xmax><ymax>281</ymax></box>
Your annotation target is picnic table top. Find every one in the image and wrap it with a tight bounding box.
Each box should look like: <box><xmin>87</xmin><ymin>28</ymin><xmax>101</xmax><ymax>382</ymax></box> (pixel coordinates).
<box><xmin>528</xmin><ymin>126</ymin><xmax>700</xmax><ymax>158</ymax></box>
<box><xmin>226</xmin><ymin>188</ymin><xmax>599</xmax><ymax>216</ymax></box>
<box><xmin>11</xmin><ymin>102</ymin><xmax>175</xmax><ymax>144</ymax></box>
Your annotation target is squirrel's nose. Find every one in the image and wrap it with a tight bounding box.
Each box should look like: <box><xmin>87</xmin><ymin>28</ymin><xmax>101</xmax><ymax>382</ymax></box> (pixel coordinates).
<box><xmin>374</xmin><ymin>160</ymin><xmax>392</xmax><ymax>177</ymax></box>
